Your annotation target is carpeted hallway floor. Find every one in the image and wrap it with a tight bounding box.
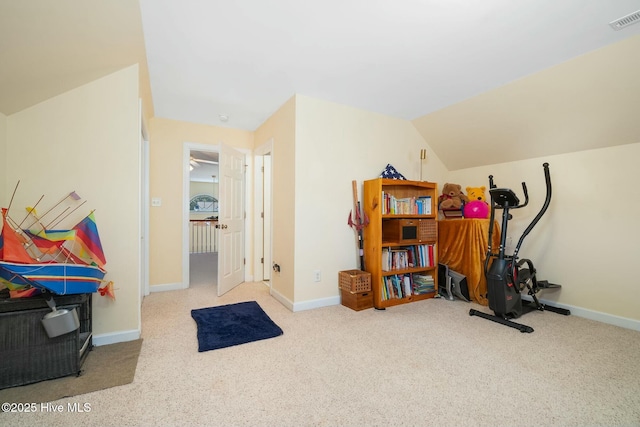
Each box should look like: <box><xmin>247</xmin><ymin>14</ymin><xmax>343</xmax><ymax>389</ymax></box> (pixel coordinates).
<box><xmin>189</xmin><ymin>252</ymin><xmax>217</xmax><ymax>287</ymax></box>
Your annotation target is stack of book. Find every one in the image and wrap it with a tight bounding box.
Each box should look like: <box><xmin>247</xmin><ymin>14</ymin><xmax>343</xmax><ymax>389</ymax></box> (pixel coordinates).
<box><xmin>412</xmin><ymin>273</ymin><xmax>435</xmax><ymax>294</ymax></box>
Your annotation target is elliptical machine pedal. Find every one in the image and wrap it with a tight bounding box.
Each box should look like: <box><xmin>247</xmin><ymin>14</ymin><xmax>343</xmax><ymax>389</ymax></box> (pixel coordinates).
<box><xmin>536</xmin><ymin>280</ymin><xmax>561</xmax><ymax>289</ymax></box>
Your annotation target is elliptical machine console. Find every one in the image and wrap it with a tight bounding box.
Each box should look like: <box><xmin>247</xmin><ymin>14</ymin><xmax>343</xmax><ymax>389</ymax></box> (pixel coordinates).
<box><xmin>469</xmin><ymin>163</ymin><xmax>570</xmax><ymax>333</ymax></box>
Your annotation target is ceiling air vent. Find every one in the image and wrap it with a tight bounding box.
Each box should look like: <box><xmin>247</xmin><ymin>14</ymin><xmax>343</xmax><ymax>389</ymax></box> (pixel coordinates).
<box><xmin>609</xmin><ymin>10</ymin><xmax>640</xmax><ymax>30</ymax></box>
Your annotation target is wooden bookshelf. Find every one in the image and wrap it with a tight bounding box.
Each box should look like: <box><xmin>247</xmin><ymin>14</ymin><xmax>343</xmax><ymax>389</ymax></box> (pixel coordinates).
<box><xmin>363</xmin><ymin>178</ymin><xmax>439</xmax><ymax>309</ymax></box>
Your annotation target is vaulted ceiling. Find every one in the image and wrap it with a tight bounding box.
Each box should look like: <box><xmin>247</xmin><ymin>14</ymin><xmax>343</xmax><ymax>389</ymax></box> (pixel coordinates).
<box><xmin>1</xmin><ymin>1</ymin><xmax>639</xmax><ymax>170</ymax></box>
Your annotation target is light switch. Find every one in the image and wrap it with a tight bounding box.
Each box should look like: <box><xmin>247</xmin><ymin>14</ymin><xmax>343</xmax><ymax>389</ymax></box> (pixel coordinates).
<box><xmin>151</xmin><ymin>198</ymin><xmax>162</xmax><ymax>207</ymax></box>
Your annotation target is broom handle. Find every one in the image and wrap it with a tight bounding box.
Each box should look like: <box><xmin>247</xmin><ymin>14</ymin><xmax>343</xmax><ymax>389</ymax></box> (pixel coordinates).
<box><xmin>352</xmin><ymin>180</ymin><xmax>359</xmax><ymax>217</ymax></box>
<box><xmin>352</xmin><ymin>180</ymin><xmax>365</xmax><ymax>271</ymax></box>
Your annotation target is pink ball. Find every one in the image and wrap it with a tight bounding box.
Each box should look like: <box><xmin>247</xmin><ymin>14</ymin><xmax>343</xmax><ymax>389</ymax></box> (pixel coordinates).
<box><xmin>464</xmin><ymin>200</ymin><xmax>489</xmax><ymax>219</ymax></box>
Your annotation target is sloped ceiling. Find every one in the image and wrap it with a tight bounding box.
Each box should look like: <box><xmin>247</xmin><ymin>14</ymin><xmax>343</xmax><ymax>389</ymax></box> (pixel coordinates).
<box><xmin>413</xmin><ymin>35</ymin><xmax>640</xmax><ymax>170</ymax></box>
<box><xmin>0</xmin><ymin>0</ymin><xmax>152</xmax><ymax>117</ymax></box>
<box><xmin>1</xmin><ymin>1</ymin><xmax>639</xmax><ymax>170</ymax></box>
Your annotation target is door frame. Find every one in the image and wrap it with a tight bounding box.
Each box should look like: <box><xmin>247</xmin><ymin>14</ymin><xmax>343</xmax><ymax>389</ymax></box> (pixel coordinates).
<box><xmin>182</xmin><ymin>142</ymin><xmax>219</xmax><ymax>288</ymax></box>
<box><xmin>139</xmin><ymin>99</ymin><xmax>150</xmax><ymax>337</ymax></box>
<box><xmin>254</xmin><ymin>139</ymin><xmax>273</xmax><ymax>285</ymax></box>
<box><xmin>182</xmin><ymin>142</ymin><xmax>252</xmax><ymax>288</ymax></box>
<box><xmin>140</xmin><ymin>122</ymin><xmax>150</xmax><ymax>298</ymax></box>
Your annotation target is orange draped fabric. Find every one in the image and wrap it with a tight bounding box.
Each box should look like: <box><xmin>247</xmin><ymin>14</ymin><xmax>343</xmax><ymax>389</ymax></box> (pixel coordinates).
<box><xmin>438</xmin><ymin>219</ymin><xmax>500</xmax><ymax>306</ymax></box>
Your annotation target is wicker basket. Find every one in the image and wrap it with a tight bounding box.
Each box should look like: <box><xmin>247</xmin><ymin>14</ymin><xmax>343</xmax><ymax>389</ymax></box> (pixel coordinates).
<box><xmin>0</xmin><ymin>294</ymin><xmax>92</xmax><ymax>389</ymax></box>
<box><xmin>418</xmin><ymin>219</ymin><xmax>437</xmax><ymax>241</ymax></box>
<box><xmin>339</xmin><ymin>270</ymin><xmax>372</xmax><ymax>293</ymax></box>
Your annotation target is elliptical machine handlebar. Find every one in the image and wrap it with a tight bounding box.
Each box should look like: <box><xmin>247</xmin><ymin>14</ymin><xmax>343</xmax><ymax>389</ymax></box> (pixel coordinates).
<box><xmin>520</xmin><ymin>182</ymin><xmax>529</xmax><ymax>209</ymax></box>
<box><xmin>485</xmin><ymin>162</ymin><xmax>551</xmax><ymax>270</ymax></box>
<box><xmin>512</xmin><ymin>162</ymin><xmax>552</xmax><ymax>259</ymax></box>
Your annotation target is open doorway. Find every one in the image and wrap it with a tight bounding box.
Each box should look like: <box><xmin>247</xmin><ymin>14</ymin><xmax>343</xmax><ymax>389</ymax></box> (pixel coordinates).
<box><xmin>187</xmin><ymin>146</ymin><xmax>220</xmax><ymax>288</ymax></box>
<box><xmin>183</xmin><ymin>142</ymin><xmax>247</xmax><ymax>295</ymax></box>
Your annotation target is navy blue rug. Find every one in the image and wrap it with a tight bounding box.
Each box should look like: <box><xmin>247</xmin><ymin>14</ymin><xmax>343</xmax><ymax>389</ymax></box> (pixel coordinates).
<box><xmin>191</xmin><ymin>301</ymin><xmax>283</xmax><ymax>352</ymax></box>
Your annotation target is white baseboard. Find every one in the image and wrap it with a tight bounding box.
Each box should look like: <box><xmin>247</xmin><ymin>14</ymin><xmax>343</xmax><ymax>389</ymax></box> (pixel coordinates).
<box><xmin>269</xmin><ymin>287</ymin><xmax>294</xmax><ymax>311</ymax></box>
<box><xmin>150</xmin><ymin>279</ymin><xmax>259</xmax><ymax>293</ymax></box>
<box><xmin>292</xmin><ymin>296</ymin><xmax>341</xmax><ymax>312</ymax></box>
<box><xmin>268</xmin><ymin>287</ymin><xmax>341</xmax><ymax>312</ymax></box>
<box><xmin>93</xmin><ymin>329</ymin><xmax>141</xmax><ymax>346</ymax></box>
<box><xmin>149</xmin><ymin>282</ymin><xmax>187</xmax><ymax>293</ymax></box>
<box><xmin>523</xmin><ymin>295</ymin><xmax>640</xmax><ymax>331</ymax></box>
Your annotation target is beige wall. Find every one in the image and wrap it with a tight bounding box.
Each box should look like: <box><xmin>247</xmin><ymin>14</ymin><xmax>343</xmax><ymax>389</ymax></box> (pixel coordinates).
<box><xmin>448</xmin><ymin>143</ymin><xmax>640</xmax><ymax>321</ymax></box>
<box><xmin>5</xmin><ymin>65</ymin><xmax>141</xmax><ymax>337</ymax></box>
<box><xmin>292</xmin><ymin>95</ymin><xmax>449</xmax><ymax>305</ymax></box>
<box><xmin>0</xmin><ymin>112</ymin><xmax>6</xmax><ymax>207</ymax></box>
<box><xmin>254</xmin><ymin>96</ymin><xmax>297</xmax><ymax>302</ymax></box>
<box><xmin>147</xmin><ymin>118</ymin><xmax>253</xmax><ymax>288</ymax></box>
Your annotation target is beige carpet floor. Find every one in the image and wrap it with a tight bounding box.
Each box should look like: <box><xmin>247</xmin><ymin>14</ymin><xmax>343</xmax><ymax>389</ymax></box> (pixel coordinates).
<box><xmin>2</xmin><ymin>280</ymin><xmax>639</xmax><ymax>427</ymax></box>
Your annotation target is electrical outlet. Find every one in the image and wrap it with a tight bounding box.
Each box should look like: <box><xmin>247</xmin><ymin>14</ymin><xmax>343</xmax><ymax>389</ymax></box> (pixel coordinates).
<box><xmin>313</xmin><ymin>270</ymin><xmax>321</xmax><ymax>282</ymax></box>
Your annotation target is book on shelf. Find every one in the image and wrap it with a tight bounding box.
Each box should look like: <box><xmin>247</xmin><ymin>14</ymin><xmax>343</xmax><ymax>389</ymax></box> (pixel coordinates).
<box><xmin>417</xmin><ymin>196</ymin><xmax>432</xmax><ymax>215</ymax></box>
<box><xmin>381</xmin><ymin>274</ymin><xmax>416</xmax><ymax>300</ymax></box>
<box><xmin>382</xmin><ymin>248</ymin><xmax>390</xmax><ymax>271</ymax></box>
<box><xmin>391</xmin><ymin>249</ymin><xmax>409</xmax><ymax>270</ymax></box>
<box><xmin>417</xmin><ymin>244</ymin><xmax>435</xmax><ymax>268</ymax></box>
<box><xmin>382</xmin><ymin>244</ymin><xmax>435</xmax><ymax>270</ymax></box>
<box><xmin>382</xmin><ymin>193</ymin><xmax>433</xmax><ymax>216</ymax></box>
<box><xmin>381</xmin><ymin>272</ymin><xmax>436</xmax><ymax>300</ymax></box>
<box><xmin>403</xmin><ymin>275</ymin><xmax>412</xmax><ymax>297</ymax></box>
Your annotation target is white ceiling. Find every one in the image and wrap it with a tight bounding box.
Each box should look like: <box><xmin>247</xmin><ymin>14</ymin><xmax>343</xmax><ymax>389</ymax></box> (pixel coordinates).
<box><xmin>190</xmin><ymin>150</ymin><xmax>219</xmax><ymax>183</ymax></box>
<box><xmin>2</xmin><ymin>0</ymin><xmax>640</xmax><ymax>170</ymax></box>
<box><xmin>138</xmin><ymin>0</ymin><xmax>640</xmax><ymax>130</ymax></box>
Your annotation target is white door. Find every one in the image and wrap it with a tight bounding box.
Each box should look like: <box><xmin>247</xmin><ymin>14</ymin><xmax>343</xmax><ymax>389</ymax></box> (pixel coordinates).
<box><xmin>217</xmin><ymin>142</ymin><xmax>245</xmax><ymax>295</ymax></box>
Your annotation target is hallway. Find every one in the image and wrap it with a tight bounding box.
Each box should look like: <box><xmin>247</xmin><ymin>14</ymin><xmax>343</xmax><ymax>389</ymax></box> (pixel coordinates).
<box><xmin>189</xmin><ymin>252</ymin><xmax>217</xmax><ymax>288</ymax></box>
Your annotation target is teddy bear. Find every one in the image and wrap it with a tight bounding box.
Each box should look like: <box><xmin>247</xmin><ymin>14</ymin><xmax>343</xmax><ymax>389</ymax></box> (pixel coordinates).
<box><xmin>464</xmin><ymin>186</ymin><xmax>489</xmax><ymax>218</ymax></box>
<box><xmin>439</xmin><ymin>183</ymin><xmax>468</xmax><ymax>210</ymax></box>
<box><xmin>466</xmin><ymin>186</ymin><xmax>487</xmax><ymax>202</ymax></box>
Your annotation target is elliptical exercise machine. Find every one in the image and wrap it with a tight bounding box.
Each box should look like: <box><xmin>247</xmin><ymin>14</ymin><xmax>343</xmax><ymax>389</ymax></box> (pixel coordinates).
<box><xmin>469</xmin><ymin>163</ymin><xmax>570</xmax><ymax>333</ymax></box>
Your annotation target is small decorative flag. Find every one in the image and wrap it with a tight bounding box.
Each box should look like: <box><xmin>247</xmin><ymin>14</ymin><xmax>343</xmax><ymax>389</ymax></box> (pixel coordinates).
<box><xmin>73</xmin><ymin>212</ymin><xmax>107</xmax><ymax>268</ymax></box>
<box><xmin>379</xmin><ymin>164</ymin><xmax>407</xmax><ymax>180</ymax></box>
<box><xmin>98</xmin><ymin>281</ymin><xmax>116</xmax><ymax>300</ymax></box>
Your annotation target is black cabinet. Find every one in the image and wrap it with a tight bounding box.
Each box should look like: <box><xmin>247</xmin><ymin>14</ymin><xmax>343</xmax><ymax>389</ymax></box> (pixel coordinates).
<box><xmin>0</xmin><ymin>293</ymin><xmax>92</xmax><ymax>389</ymax></box>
